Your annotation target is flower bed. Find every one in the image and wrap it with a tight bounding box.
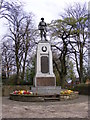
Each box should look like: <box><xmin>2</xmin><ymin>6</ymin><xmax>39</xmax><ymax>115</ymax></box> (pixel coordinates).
<box><xmin>10</xmin><ymin>90</ymin><xmax>44</xmax><ymax>102</ymax></box>
<box><xmin>10</xmin><ymin>90</ymin><xmax>60</xmax><ymax>102</ymax></box>
<box><xmin>12</xmin><ymin>90</ymin><xmax>36</xmax><ymax>95</ymax></box>
<box><xmin>9</xmin><ymin>89</ymin><xmax>79</xmax><ymax>102</ymax></box>
<box><xmin>60</xmin><ymin>90</ymin><xmax>79</xmax><ymax>100</ymax></box>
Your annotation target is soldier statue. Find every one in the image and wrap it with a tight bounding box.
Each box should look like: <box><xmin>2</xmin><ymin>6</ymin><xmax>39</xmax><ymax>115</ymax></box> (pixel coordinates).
<box><xmin>38</xmin><ymin>18</ymin><xmax>47</xmax><ymax>41</ymax></box>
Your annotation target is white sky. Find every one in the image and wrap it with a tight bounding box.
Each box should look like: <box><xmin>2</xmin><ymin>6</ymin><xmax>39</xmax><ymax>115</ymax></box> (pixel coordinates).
<box><xmin>0</xmin><ymin>0</ymin><xmax>89</xmax><ymax>39</ymax></box>
<box><xmin>22</xmin><ymin>0</ymin><xmax>89</xmax><ymax>25</ymax></box>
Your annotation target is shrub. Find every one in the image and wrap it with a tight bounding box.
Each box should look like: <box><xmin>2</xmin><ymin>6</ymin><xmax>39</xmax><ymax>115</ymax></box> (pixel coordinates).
<box><xmin>2</xmin><ymin>74</ymin><xmax>33</xmax><ymax>85</ymax></box>
<box><xmin>71</xmin><ymin>83</ymin><xmax>90</xmax><ymax>95</ymax></box>
<box><xmin>2</xmin><ymin>74</ymin><xmax>17</xmax><ymax>85</ymax></box>
<box><xmin>19</xmin><ymin>79</ymin><xmax>33</xmax><ymax>85</ymax></box>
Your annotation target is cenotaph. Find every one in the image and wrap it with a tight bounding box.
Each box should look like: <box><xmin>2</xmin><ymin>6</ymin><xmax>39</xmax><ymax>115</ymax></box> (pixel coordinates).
<box><xmin>34</xmin><ymin>18</ymin><xmax>56</xmax><ymax>86</ymax></box>
<box><xmin>32</xmin><ymin>18</ymin><xmax>61</xmax><ymax>94</ymax></box>
<box><xmin>34</xmin><ymin>40</ymin><xmax>56</xmax><ymax>86</ymax></box>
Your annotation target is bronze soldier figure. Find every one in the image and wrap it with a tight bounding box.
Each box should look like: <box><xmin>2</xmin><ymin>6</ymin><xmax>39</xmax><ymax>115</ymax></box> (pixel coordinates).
<box><xmin>38</xmin><ymin>18</ymin><xmax>47</xmax><ymax>41</ymax></box>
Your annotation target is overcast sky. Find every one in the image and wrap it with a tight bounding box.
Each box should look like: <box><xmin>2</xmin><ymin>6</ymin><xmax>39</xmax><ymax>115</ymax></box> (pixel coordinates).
<box><xmin>22</xmin><ymin>0</ymin><xmax>89</xmax><ymax>25</ymax></box>
<box><xmin>0</xmin><ymin>0</ymin><xmax>89</xmax><ymax>39</ymax></box>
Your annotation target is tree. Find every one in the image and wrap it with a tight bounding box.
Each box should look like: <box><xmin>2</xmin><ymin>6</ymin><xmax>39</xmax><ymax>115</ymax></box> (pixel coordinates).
<box><xmin>82</xmin><ymin>65</ymin><xmax>88</xmax><ymax>83</ymax></box>
<box><xmin>49</xmin><ymin>3</ymin><xmax>88</xmax><ymax>86</ymax></box>
<box><xmin>49</xmin><ymin>18</ymin><xmax>74</xmax><ymax>87</ymax></box>
<box><xmin>65</xmin><ymin>3</ymin><xmax>88</xmax><ymax>83</ymax></box>
<box><xmin>2</xmin><ymin>40</ymin><xmax>14</xmax><ymax>78</ymax></box>
<box><xmin>1</xmin><ymin>1</ymin><xmax>36</xmax><ymax>84</ymax></box>
<box><xmin>0</xmin><ymin>0</ymin><xmax>3</xmax><ymax>9</ymax></box>
<box><xmin>66</xmin><ymin>58</ymin><xmax>76</xmax><ymax>82</ymax></box>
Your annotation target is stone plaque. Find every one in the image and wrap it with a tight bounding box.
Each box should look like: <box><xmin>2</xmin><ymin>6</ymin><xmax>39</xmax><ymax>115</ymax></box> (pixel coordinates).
<box><xmin>36</xmin><ymin>77</ymin><xmax>55</xmax><ymax>86</ymax></box>
<box><xmin>41</xmin><ymin>56</ymin><xmax>49</xmax><ymax>73</ymax></box>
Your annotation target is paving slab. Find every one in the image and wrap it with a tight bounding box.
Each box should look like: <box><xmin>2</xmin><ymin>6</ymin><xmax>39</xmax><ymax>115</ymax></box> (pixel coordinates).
<box><xmin>1</xmin><ymin>95</ymin><xmax>90</xmax><ymax>119</ymax></box>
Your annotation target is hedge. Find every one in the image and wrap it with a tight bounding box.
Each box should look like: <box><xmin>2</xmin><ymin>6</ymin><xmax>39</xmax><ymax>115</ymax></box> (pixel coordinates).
<box><xmin>71</xmin><ymin>83</ymin><xmax>90</xmax><ymax>95</ymax></box>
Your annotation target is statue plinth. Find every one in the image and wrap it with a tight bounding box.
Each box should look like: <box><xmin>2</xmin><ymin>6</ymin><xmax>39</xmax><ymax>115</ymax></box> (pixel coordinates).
<box><xmin>34</xmin><ymin>40</ymin><xmax>56</xmax><ymax>86</ymax></box>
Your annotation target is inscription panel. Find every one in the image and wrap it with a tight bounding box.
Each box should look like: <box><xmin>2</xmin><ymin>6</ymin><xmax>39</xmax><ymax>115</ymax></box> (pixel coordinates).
<box><xmin>37</xmin><ymin>77</ymin><xmax>55</xmax><ymax>86</ymax></box>
<box><xmin>41</xmin><ymin>56</ymin><xmax>49</xmax><ymax>73</ymax></box>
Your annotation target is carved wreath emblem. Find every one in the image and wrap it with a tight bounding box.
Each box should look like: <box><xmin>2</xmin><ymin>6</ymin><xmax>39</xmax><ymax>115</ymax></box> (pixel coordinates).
<box><xmin>42</xmin><ymin>46</ymin><xmax>47</xmax><ymax>52</ymax></box>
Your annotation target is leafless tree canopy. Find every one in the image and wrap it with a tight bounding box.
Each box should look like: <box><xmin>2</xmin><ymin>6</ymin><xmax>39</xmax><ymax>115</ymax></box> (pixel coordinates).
<box><xmin>1</xmin><ymin>1</ymin><xmax>36</xmax><ymax>84</ymax></box>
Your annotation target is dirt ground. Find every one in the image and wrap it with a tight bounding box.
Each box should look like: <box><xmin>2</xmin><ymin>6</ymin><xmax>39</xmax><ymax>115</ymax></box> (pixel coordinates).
<box><xmin>1</xmin><ymin>95</ymin><xmax>90</xmax><ymax>119</ymax></box>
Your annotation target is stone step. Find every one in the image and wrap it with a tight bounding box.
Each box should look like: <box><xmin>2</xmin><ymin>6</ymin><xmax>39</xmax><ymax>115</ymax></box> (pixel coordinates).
<box><xmin>44</xmin><ymin>97</ymin><xmax>60</xmax><ymax>101</ymax></box>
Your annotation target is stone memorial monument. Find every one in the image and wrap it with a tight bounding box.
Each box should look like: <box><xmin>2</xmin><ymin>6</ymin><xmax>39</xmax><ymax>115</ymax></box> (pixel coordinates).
<box><xmin>32</xmin><ymin>18</ymin><xmax>61</xmax><ymax>94</ymax></box>
<box><xmin>34</xmin><ymin>18</ymin><xmax>56</xmax><ymax>86</ymax></box>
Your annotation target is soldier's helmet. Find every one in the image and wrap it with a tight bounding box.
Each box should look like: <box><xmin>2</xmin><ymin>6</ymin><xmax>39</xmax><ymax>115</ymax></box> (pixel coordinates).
<box><xmin>41</xmin><ymin>18</ymin><xmax>44</xmax><ymax>20</ymax></box>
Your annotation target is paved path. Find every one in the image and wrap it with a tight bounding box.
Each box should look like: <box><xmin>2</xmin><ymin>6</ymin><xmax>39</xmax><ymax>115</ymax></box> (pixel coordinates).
<box><xmin>1</xmin><ymin>95</ymin><xmax>90</xmax><ymax>118</ymax></box>
<box><xmin>0</xmin><ymin>97</ymin><xmax>2</xmax><ymax>120</ymax></box>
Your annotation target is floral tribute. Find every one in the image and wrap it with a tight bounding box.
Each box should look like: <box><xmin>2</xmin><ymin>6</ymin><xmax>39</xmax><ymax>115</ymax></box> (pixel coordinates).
<box><xmin>60</xmin><ymin>90</ymin><xmax>73</xmax><ymax>95</ymax></box>
<box><xmin>12</xmin><ymin>90</ymin><xmax>34</xmax><ymax>95</ymax></box>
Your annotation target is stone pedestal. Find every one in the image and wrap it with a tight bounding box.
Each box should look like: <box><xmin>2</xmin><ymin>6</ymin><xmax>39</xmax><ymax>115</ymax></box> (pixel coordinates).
<box><xmin>31</xmin><ymin>86</ymin><xmax>61</xmax><ymax>95</ymax></box>
<box><xmin>34</xmin><ymin>40</ymin><xmax>56</xmax><ymax>86</ymax></box>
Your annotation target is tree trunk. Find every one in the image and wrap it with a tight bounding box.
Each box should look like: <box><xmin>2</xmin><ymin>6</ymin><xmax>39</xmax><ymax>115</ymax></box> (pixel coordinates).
<box><xmin>79</xmin><ymin>47</ymin><xmax>83</xmax><ymax>83</ymax></box>
<box><xmin>60</xmin><ymin>57</ymin><xmax>67</xmax><ymax>88</ymax></box>
<box><xmin>16</xmin><ymin>53</ymin><xmax>20</xmax><ymax>84</ymax></box>
<box><xmin>22</xmin><ymin>48</ymin><xmax>28</xmax><ymax>81</ymax></box>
